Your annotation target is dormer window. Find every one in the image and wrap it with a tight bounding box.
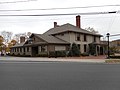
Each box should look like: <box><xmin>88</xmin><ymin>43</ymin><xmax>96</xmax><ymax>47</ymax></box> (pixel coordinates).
<box><xmin>28</xmin><ymin>38</ymin><xmax>33</xmax><ymax>44</ymax></box>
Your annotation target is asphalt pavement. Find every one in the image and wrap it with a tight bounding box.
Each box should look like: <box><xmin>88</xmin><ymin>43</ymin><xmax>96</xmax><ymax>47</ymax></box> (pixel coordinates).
<box><xmin>0</xmin><ymin>62</ymin><xmax>120</xmax><ymax>90</ymax></box>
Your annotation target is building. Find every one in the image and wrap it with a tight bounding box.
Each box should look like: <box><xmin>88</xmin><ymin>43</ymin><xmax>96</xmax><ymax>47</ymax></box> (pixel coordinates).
<box><xmin>110</xmin><ymin>39</ymin><xmax>120</xmax><ymax>53</ymax></box>
<box><xmin>10</xmin><ymin>15</ymin><xmax>105</xmax><ymax>57</ymax></box>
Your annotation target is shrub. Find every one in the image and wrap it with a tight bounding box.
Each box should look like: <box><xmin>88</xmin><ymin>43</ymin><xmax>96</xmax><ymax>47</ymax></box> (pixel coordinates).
<box><xmin>81</xmin><ymin>52</ymin><xmax>89</xmax><ymax>56</ymax></box>
<box><xmin>11</xmin><ymin>53</ymin><xmax>14</xmax><ymax>56</ymax></box>
<box><xmin>105</xmin><ymin>60</ymin><xmax>120</xmax><ymax>63</ymax></box>
<box><xmin>38</xmin><ymin>52</ymin><xmax>48</xmax><ymax>57</ymax></box>
<box><xmin>68</xmin><ymin>43</ymin><xmax>80</xmax><ymax>57</ymax></box>
<box><xmin>49</xmin><ymin>51</ymin><xmax>56</xmax><ymax>57</ymax></box>
<box><xmin>89</xmin><ymin>43</ymin><xmax>96</xmax><ymax>55</ymax></box>
<box><xmin>56</xmin><ymin>51</ymin><xmax>66</xmax><ymax>57</ymax></box>
<box><xmin>49</xmin><ymin>51</ymin><xmax>66</xmax><ymax>57</ymax></box>
<box><xmin>17</xmin><ymin>53</ymin><xmax>20</xmax><ymax>56</ymax></box>
<box><xmin>110</xmin><ymin>55</ymin><xmax>120</xmax><ymax>59</ymax></box>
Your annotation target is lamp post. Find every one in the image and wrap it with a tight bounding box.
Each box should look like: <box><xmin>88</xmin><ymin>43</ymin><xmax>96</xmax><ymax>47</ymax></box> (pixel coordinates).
<box><xmin>106</xmin><ymin>33</ymin><xmax>110</xmax><ymax>59</ymax></box>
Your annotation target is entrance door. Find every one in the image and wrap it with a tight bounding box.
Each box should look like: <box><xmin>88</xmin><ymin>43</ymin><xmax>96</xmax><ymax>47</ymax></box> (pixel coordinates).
<box><xmin>32</xmin><ymin>46</ymin><xmax>38</xmax><ymax>56</ymax></box>
<box><xmin>100</xmin><ymin>47</ymin><xmax>104</xmax><ymax>55</ymax></box>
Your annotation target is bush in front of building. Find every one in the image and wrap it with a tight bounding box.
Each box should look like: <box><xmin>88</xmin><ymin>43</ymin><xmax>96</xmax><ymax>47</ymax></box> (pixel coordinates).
<box><xmin>105</xmin><ymin>60</ymin><xmax>120</xmax><ymax>63</ymax></box>
<box><xmin>37</xmin><ymin>52</ymin><xmax>48</xmax><ymax>57</ymax></box>
<box><xmin>109</xmin><ymin>55</ymin><xmax>120</xmax><ymax>59</ymax></box>
<box><xmin>81</xmin><ymin>52</ymin><xmax>89</xmax><ymax>56</ymax></box>
<box><xmin>16</xmin><ymin>53</ymin><xmax>31</xmax><ymax>57</ymax></box>
<box><xmin>56</xmin><ymin>51</ymin><xmax>66</xmax><ymax>57</ymax></box>
<box><xmin>49</xmin><ymin>51</ymin><xmax>55</xmax><ymax>57</ymax></box>
<box><xmin>49</xmin><ymin>51</ymin><xmax>66</xmax><ymax>57</ymax></box>
<box><xmin>68</xmin><ymin>43</ymin><xmax>80</xmax><ymax>57</ymax></box>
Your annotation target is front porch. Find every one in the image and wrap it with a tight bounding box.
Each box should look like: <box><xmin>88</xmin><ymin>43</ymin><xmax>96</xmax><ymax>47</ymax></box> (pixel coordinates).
<box><xmin>89</xmin><ymin>42</ymin><xmax>107</xmax><ymax>56</ymax></box>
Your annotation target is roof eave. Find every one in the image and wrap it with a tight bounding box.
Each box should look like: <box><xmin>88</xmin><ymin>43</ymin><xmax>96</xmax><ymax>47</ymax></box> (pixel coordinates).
<box><xmin>51</xmin><ymin>30</ymin><xmax>103</xmax><ymax>37</ymax></box>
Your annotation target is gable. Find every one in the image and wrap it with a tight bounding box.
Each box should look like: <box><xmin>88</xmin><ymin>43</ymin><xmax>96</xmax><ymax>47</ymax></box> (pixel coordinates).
<box><xmin>28</xmin><ymin>33</ymin><xmax>69</xmax><ymax>44</ymax></box>
<box><xmin>29</xmin><ymin>33</ymin><xmax>47</xmax><ymax>43</ymax></box>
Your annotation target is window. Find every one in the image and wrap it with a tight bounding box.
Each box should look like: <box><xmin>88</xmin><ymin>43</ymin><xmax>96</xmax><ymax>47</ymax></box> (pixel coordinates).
<box><xmin>23</xmin><ymin>48</ymin><xmax>25</xmax><ymax>52</ymax></box>
<box><xmin>41</xmin><ymin>46</ymin><xmax>46</xmax><ymax>52</ymax></box>
<box><xmin>94</xmin><ymin>36</ymin><xmax>96</xmax><ymax>42</ymax></box>
<box><xmin>15</xmin><ymin>48</ymin><xmax>16</xmax><ymax>52</ymax></box>
<box><xmin>20</xmin><ymin>48</ymin><xmax>22</xmax><ymax>52</ymax></box>
<box><xmin>77</xmin><ymin>44</ymin><xmax>80</xmax><ymax>50</ymax></box>
<box><xmin>28</xmin><ymin>38</ymin><xmax>33</xmax><ymax>44</ymax></box>
<box><xmin>76</xmin><ymin>33</ymin><xmax>80</xmax><ymax>41</ymax></box>
<box><xmin>13</xmin><ymin>48</ymin><xmax>15</xmax><ymax>52</ymax></box>
<box><xmin>27</xmin><ymin>47</ymin><xmax>29</xmax><ymax>52</ymax></box>
<box><xmin>84</xmin><ymin>44</ymin><xmax>87</xmax><ymax>52</ymax></box>
<box><xmin>84</xmin><ymin>34</ymin><xmax>87</xmax><ymax>41</ymax></box>
<box><xmin>17</xmin><ymin>48</ymin><xmax>19</xmax><ymax>52</ymax></box>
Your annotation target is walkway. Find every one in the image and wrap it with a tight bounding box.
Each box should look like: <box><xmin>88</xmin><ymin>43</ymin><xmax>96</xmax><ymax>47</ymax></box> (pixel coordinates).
<box><xmin>0</xmin><ymin>55</ymin><xmax>106</xmax><ymax>63</ymax></box>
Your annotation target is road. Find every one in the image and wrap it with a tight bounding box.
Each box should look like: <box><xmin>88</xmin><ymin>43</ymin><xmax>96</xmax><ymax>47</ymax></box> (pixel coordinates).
<box><xmin>0</xmin><ymin>62</ymin><xmax>120</xmax><ymax>90</ymax></box>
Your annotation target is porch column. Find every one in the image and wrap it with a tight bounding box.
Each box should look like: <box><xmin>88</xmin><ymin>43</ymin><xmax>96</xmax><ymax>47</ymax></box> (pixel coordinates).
<box><xmin>96</xmin><ymin>45</ymin><xmax>100</xmax><ymax>56</ymax></box>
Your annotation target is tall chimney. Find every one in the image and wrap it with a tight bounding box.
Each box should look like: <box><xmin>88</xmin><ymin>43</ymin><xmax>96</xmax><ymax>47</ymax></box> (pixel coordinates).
<box><xmin>54</xmin><ymin>22</ymin><xmax>57</xmax><ymax>28</ymax></box>
<box><xmin>76</xmin><ymin>15</ymin><xmax>81</xmax><ymax>28</ymax></box>
<box><xmin>20</xmin><ymin>36</ymin><xmax>25</xmax><ymax>43</ymax></box>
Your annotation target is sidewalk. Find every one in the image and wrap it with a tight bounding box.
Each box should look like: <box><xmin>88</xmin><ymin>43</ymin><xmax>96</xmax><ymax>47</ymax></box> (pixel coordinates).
<box><xmin>0</xmin><ymin>56</ymin><xmax>106</xmax><ymax>63</ymax></box>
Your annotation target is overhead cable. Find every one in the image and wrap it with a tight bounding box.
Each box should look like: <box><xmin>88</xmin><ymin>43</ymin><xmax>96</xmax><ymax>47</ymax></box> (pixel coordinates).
<box><xmin>0</xmin><ymin>0</ymin><xmax>37</xmax><ymax>4</ymax></box>
<box><xmin>0</xmin><ymin>4</ymin><xmax>120</xmax><ymax>11</ymax></box>
<box><xmin>0</xmin><ymin>11</ymin><xmax>118</xmax><ymax>17</ymax></box>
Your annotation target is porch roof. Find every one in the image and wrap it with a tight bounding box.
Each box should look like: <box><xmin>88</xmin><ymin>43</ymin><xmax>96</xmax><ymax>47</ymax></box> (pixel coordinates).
<box><xmin>89</xmin><ymin>42</ymin><xmax>107</xmax><ymax>46</ymax></box>
<box><xmin>12</xmin><ymin>42</ymin><xmax>25</xmax><ymax>48</ymax></box>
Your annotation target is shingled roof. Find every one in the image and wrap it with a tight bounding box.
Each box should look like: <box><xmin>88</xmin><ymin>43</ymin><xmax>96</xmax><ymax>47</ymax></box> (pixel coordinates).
<box><xmin>33</xmin><ymin>34</ymin><xmax>70</xmax><ymax>44</ymax></box>
<box><xmin>12</xmin><ymin>34</ymin><xmax>69</xmax><ymax>48</ymax></box>
<box><xmin>44</xmin><ymin>23</ymin><xmax>102</xmax><ymax>36</ymax></box>
<box><xmin>12</xmin><ymin>42</ymin><xmax>25</xmax><ymax>47</ymax></box>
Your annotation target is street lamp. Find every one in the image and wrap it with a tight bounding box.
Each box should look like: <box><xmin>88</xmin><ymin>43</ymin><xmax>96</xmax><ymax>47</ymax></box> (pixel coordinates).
<box><xmin>106</xmin><ymin>33</ymin><xmax>110</xmax><ymax>59</ymax></box>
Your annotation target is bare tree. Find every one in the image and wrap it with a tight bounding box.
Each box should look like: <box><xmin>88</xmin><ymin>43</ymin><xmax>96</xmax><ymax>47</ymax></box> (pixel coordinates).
<box><xmin>13</xmin><ymin>33</ymin><xmax>22</xmax><ymax>43</ymax></box>
<box><xmin>1</xmin><ymin>31</ymin><xmax>13</xmax><ymax>45</ymax></box>
<box><xmin>13</xmin><ymin>32</ymin><xmax>32</xmax><ymax>43</ymax></box>
<box><xmin>26</xmin><ymin>32</ymin><xmax>32</xmax><ymax>38</ymax></box>
<box><xmin>85</xmin><ymin>27</ymin><xmax>99</xmax><ymax>34</ymax></box>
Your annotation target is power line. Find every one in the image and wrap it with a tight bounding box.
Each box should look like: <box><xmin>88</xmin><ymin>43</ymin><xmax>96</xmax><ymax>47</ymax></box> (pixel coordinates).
<box><xmin>110</xmin><ymin>34</ymin><xmax>120</xmax><ymax>37</ymax></box>
<box><xmin>0</xmin><ymin>4</ymin><xmax>120</xmax><ymax>12</ymax></box>
<box><xmin>0</xmin><ymin>0</ymin><xmax>37</xmax><ymax>4</ymax></box>
<box><xmin>0</xmin><ymin>11</ymin><xmax>118</xmax><ymax>17</ymax></box>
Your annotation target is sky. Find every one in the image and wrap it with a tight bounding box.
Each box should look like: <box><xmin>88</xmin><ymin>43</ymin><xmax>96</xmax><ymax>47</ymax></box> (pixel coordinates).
<box><xmin>0</xmin><ymin>0</ymin><xmax>120</xmax><ymax>40</ymax></box>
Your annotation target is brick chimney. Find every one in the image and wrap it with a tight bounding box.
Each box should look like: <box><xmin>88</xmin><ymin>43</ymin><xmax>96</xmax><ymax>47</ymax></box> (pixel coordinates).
<box><xmin>76</xmin><ymin>15</ymin><xmax>81</xmax><ymax>28</ymax></box>
<box><xmin>54</xmin><ymin>22</ymin><xmax>57</xmax><ymax>28</ymax></box>
<box><xmin>20</xmin><ymin>36</ymin><xmax>25</xmax><ymax>43</ymax></box>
